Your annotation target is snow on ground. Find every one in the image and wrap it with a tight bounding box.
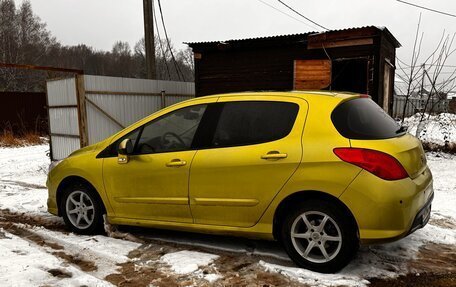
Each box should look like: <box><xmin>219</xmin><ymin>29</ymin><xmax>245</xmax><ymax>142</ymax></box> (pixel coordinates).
<box><xmin>160</xmin><ymin>250</ymin><xmax>222</xmax><ymax>282</ymax></box>
<box><xmin>161</xmin><ymin>250</ymin><xmax>219</xmax><ymax>274</ymax></box>
<box><xmin>427</xmin><ymin>152</ymin><xmax>456</xmax><ymax>219</ymax></box>
<box><xmin>0</xmin><ymin>145</ymin><xmax>49</xmax><ymax>215</ymax></box>
<box><xmin>0</xmin><ymin>229</ymin><xmax>113</xmax><ymax>287</ymax></box>
<box><xmin>31</xmin><ymin>226</ymin><xmax>141</xmax><ymax>278</ymax></box>
<box><xmin>0</xmin><ymin>145</ymin><xmax>140</xmax><ymax>286</ymax></box>
<box><xmin>0</xmin><ymin>143</ymin><xmax>455</xmax><ymax>286</ymax></box>
<box><xmin>403</xmin><ymin>113</ymin><xmax>456</xmax><ymax>146</ymax></box>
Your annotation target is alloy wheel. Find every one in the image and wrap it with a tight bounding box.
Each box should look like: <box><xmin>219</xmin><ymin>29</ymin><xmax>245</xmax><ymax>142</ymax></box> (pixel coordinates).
<box><xmin>290</xmin><ymin>211</ymin><xmax>342</xmax><ymax>263</ymax></box>
<box><xmin>65</xmin><ymin>190</ymin><xmax>95</xmax><ymax>230</ymax></box>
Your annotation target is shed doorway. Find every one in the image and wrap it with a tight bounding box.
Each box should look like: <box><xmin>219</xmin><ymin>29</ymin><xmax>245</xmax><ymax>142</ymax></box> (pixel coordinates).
<box><xmin>331</xmin><ymin>58</ymin><xmax>369</xmax><ymax>94</ymax></box>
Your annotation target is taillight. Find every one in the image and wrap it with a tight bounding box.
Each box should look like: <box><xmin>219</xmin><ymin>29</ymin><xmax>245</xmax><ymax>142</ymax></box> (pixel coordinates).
<box><xmin>333</xmin><ymin>148</ymin><xmax>408</xmax><ymax>180</ymax></box>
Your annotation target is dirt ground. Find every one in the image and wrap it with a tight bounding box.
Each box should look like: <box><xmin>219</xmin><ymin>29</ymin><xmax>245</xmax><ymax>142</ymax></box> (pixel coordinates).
<box><xmin>1</xmin><ymin>208</ymin><xmax>455</xmax><ymax>287</ymax></box>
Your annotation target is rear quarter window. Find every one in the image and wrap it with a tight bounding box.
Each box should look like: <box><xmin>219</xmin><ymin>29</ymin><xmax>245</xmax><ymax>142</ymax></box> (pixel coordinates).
<box><xmin>211</xmin><ymin>101</ymin><xmax>299</xmax><ymax>147</ymax></box>
<box><xmin>331</xmin><ymin>98</ymin><xmax>403</xmax><ymax>139</ymax></box>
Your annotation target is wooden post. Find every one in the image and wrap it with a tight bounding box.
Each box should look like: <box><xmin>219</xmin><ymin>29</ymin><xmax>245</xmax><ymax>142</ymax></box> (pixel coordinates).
<box><xmin>143</xmin><ymin>0</ymin><xmax>156</xmax><ymax>79</ymax></box>
<box><xmin>75</xmin><ymin>75</ymin><xmax>89</xmax><ymax>147</ymax></box>
<box><xmin>161</xmin><ymin>90</ymin><xmax>166</xmax><ymax>108</ymax></box>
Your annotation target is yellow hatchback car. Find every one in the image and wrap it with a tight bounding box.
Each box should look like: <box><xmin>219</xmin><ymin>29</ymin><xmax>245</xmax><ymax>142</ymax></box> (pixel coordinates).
<box><xmin>47</xmin><ymin>91</ymin><xmax>433</xmax><ymax>273</ymax></box>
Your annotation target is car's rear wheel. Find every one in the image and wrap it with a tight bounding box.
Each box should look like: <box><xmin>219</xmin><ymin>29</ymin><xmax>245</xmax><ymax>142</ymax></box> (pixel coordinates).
<box><xmin>280</xmin><ymin>200</ymin><xmax>358</xmax><ymax>273</ymax></box>
<box><xmin>61</xmin><ymin>183</ymin><xmax>104</xmax><ymax>234</ymax></box>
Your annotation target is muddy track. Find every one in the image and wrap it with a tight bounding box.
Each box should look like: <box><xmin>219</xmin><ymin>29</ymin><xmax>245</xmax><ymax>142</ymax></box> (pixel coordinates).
<box><xmin>2</xmin><ymin>209</ymin><xmax>456</xmax><ymax>286</ymax></box>
<box><xmin>106</xmin><ymin>242</ymin><xmax>304</xmax><ymax>287</ymax></box>
<box><xmin>0</xmin><ymin>209</ymin><xmax>66</xmax><ymax>232</ymax></box>
<box><xmin>369</xmin><ymin>273</ymin><xmax>456</xmax><ymax>287</ymax></box>
<box><xmin>0</xmin><ymin>222</ymin><xmax>98</xmax><ymax>273</ymax></box>
<box><xmin>0</xmin><ymin>210</ymin><xmax>301</xmax><ymax>286</ymax></box>
<box><xmin>0</xmin><ymin>179</ymin><xmax>47</xmax><ymax>190</ymax></box>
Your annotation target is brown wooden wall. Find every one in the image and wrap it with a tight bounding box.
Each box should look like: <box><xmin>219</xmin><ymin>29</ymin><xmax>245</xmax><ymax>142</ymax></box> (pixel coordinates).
<box><xmin>193</xmin><ymin>43</ymin><xmax>379</xmax><ymax>98</ymax></box>
<box><xmin>0</xmin><ymin>92</ymin><xmax>48</xmax><ymax>134</ymax></box>
<box><xmin>190</xmin><ymin>27</ymin><xmax>400</xmax><ymax>112</ymax></box>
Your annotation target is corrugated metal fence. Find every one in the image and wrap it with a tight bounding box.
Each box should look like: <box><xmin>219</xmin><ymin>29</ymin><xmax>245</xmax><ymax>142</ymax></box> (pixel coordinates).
<box><xmin>0</xmin><ymin>92</ymin><xmax>47</xmax><ymax>134</ymax></box>
<box><xmin>47</xmin><ymin>75</ymin><xmax>195</xmax><ymax>160</ymax></box>
<box><xmin>392</xmin><ymin>97</ymin><xmax>450</xmax><ymax>118</ymax></box>
<box><xmin>47</xmin><ymin>78</ymin><xmax>80</xmax><ymax>160</ymax></box>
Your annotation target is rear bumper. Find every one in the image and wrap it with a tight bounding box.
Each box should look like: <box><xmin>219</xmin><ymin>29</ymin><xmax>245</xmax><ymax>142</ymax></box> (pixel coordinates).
<box><xmin>407</xmin><ymin>191</ymin><xmax>433</xmax><ymax>235</ymax></box>
<box><xmin>340</xmin><ymin>167</ymin><xmax>433</xmax><ymax>244</ymax></box>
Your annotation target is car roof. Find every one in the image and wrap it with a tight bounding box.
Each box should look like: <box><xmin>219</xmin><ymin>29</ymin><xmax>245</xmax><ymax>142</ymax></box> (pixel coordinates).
<box><xmin>198</xmin><ymin>90</ymin><xmax>361</xmax><ymax>102</ymax></box>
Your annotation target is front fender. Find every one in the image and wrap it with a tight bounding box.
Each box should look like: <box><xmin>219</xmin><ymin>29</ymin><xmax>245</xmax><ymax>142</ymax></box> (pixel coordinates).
<box><xmin>47</xmin><ymin>152</ymin><xmax>114</xmax><ymax>216</ymax></box>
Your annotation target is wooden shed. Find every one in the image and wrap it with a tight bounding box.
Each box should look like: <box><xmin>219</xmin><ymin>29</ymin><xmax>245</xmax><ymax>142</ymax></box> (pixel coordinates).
<box><xmin>187</xmin><ymin>26</ymin><xmax>401</xmax><ymax>113</ymax></box>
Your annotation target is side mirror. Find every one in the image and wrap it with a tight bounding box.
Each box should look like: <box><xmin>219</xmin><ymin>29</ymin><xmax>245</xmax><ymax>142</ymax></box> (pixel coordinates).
<box><xmin>118</xmin><ymin>139</ymin><xmax>133</xmax><ymax>164</ymax></box>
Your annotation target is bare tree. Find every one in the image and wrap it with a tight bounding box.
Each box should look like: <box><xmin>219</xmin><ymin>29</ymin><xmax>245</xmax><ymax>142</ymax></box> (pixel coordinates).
<box><xmin>134</xmin><ymin>37</ymin><xmax>194</xmax><ymax>82</ymax></box>
<box><xmin>0</xmin><ymin>0</ymin><xmax>194</xmax><ymax>92</ymax></box>
<box><xmin>396</xmin><ymin>14</ymin><xmax>456</xmax><ymax>139</ymax></box>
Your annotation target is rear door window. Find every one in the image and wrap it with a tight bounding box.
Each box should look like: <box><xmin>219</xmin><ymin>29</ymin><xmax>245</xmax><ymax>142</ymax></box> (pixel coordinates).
<box><xmin>331</xmin><ymin>98</ymin><xmax>403</xmax><ymax>139</ymax></box>
<box><xmin>210</xmin><ymin>101</ymin><xmax>299</xmax><ymax>148</ymax></box>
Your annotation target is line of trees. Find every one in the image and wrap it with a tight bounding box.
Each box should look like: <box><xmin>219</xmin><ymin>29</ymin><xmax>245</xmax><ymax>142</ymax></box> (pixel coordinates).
<box><xmin>0</xmin><ymin>0</ymin><xmax>194</xmax><ymax>92</ymax></box>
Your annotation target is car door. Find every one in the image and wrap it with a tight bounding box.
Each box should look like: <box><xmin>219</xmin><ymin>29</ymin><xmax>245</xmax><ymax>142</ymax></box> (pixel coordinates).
<box><xmin>189</xmin><ymin>96</ymin><xmax>308</xmax><ymax>227</ymax></box>
<box><xmin>102</xmin><ymin>101</ymin><xmax>212</xmax><ymax>223</ymax></box>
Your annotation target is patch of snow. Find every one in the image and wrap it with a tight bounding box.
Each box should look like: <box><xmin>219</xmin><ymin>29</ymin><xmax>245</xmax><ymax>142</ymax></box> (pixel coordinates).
<box><xmin>0</xmin><ymin>228</ymin><xmax>113</xmax><ymax>287</ymax></box>
<box><xmin>161</xmin><ymin>250</ymin><xmax>219</xmax><ymax>274</ymax></box>
<box><xmin>30</xmin><ymin>225</ymin><xmax>141</xmax><ymax>277</ymax></box>
<box><xmin>204</xmin><ymin>273</ymin><xmax>223</xmax><ymax>283</ymax></box>
<box><xmin>0</xmin><ymin>145</ymin><xmax>50</xmax><ymax>216</ymax></box>
<box><xmin>403</xmin><ymin>113</ymin><xmax>456</xmax><ymax>146</ymax></box>
<box><xmin>261</xmin><ymin>261</ymin><xmax>370</xmax><ymax>287</ymax></box>
<box><xmin>427</xmin><ymin>153</ymin><xmax>456</xmax><ymax>220</ymax></box>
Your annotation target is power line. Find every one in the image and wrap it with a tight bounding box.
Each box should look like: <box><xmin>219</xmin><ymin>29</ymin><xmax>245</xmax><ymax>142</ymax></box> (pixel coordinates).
<box><xmin>396</xmin><ymin>0</ymin><xmax>456</xmax><ymax>18</ymax></box>
<box><xmin>156</xmin><ymin>0</ymin><xmax>186</xmax><ymax>81</ymax></box>
<box><xmin>256</xmin><ymin>0</ymin><xmax>319</xmax><ymax>30</ymax></box>
<box><xmin>276</xmin><ymin>0</ymin><xmax>329</xmax><ymax>31</ymax></box>
<box><xmin>151</xmin><ymin>0</ymin><xmax>171</xmax><ymax>80</ymax></box>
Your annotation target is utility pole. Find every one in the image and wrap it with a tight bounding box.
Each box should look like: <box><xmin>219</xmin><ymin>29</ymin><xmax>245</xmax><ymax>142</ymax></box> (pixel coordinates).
<box><xmin>143</xmin><ymin>0</ymin><xmax>156</xmax><ymax>79</ymax></box>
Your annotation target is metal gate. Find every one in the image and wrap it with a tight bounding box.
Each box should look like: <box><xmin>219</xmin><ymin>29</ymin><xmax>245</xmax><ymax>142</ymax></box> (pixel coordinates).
<box><xmin>46</xmin><ymin>75</ymin><xmax>195</xmax><ymax>160</ymax></box>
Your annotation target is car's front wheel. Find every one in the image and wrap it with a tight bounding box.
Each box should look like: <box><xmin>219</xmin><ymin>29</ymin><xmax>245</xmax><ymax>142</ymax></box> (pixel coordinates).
<box><xmin>280</xmin><ymin>200</ymin><xmax>359</xmax><ymax>273</ymax></box>
<box><xmin>61</xmin><ymin>183</ymin><xmax>104</xmax><ymax>234</ymax></box>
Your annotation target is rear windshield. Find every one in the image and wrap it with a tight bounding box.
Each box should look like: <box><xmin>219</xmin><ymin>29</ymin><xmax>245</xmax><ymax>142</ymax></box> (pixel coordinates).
<box><xmin>331</xmin><ymin>98</ymin><xmax>403</xmax><ymax>139</ymax></box>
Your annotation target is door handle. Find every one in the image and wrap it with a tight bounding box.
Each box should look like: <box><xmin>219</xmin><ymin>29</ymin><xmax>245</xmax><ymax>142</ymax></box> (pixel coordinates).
<box><xmin>261</xmin><ymin>151</ymin><xmax>288</xmax><ymax>160</ymax></box>
<box><xmin>166</xmin><ymin>159</ymin><xmax>187</xmax><ymax>167</ymax></box>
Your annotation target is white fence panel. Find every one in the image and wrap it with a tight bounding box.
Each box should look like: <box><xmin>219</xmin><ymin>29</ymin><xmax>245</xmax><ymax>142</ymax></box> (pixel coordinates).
<box><xmin>47</xmin><ymin>78</ymin><xmax>77</xmax><ymax>106</ymax></box>
<box><xmin>46</xmin><ymin>77</ymin><xmax>81</xmax><ymax>160</ymax></box>
<box><xmin>47</xmin><ymin>75</ymin><xmax>195</xmax><ymax>159</ymax></box>
<box><xmin>83</xmin><ymin>75</ymin><xmax>195</xmax><ymax>145</ymax></box>
<box><xmin>50</xmin><ymin>136</ymin><xmax>80</xmax><ymax>161</ymax></box>
<box><xmin>48</xmin><ymin>108</ymin><xmax>79</xmax><ymax>136</ymax></box>
<box><xmin>165</xmin><ymin>95</ymin><xmax>193</xmax><ymax>107</ymax></box>
<box><xmin>84</xmin><ymin>75</ymin><xmax>194</xmax><ymax>95</ymax></box>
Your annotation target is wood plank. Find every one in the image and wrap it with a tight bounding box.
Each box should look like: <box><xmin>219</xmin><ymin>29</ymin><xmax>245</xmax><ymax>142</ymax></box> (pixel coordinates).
<box><xmin>294</xmin><ymin>66</ymin><xmax>331</xmax><ymax>72</ymax></box>
<box><xmin>308</xmin><ymin>38</ymin><xmax>374</xmax><ymax>50</ymax></box>
<box><xmin>294</xmin><ymin>59</ymin><xmax>331</xmax><ymax>90</ymax></box>
<box><xmin>76</xmin><ymin>75</ymin><xmax>89</xmax><ymax>147</ymax></box>
<box><xmin>294</xmin><ymin>74</ymin><xmax>331</xmax><ymax>81</ymax></box>
<box><xmin>295</xmin><ymin>80</ymin><xmax>331</xmax><ymax>90</ymax></box>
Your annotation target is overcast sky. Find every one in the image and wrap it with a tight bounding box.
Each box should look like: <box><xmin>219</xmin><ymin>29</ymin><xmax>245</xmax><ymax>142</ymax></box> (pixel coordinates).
<box><xmin>13</xmin><ymin>0</ymin><xmax>456</xmax><ymax>76</ymax></box>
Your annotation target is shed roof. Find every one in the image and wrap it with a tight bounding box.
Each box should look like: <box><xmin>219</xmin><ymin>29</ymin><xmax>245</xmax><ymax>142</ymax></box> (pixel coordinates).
<box><xmin>186</xmin><ymin>26</ymin><xmax>401</xmax><ymax>51</ymax></box>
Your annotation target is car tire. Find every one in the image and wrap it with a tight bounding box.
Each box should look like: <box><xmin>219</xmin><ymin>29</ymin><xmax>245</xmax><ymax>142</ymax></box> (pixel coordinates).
<box><xmin>280</xmin><ymin>199</ymin><xmax>359</xmax><ymax>273</ymax></box>
<box><xmin>61</xmin><ymin>183</ymin><xmax>105</xmax><ymax>235</ymax></box>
